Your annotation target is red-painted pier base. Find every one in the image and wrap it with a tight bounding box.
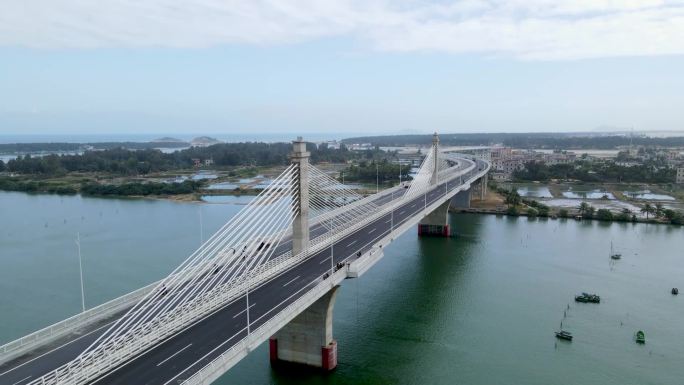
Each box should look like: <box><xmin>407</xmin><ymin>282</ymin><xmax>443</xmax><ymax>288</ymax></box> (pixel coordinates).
<box><xmin>269</xmin><ymin>338</ymin><xmax>338</xmax><ymax>371</ymax></box>
<box><xmin>418</xmin><ymin>224</ymin><xmax>450</xmax><ymax>237</ymax></box>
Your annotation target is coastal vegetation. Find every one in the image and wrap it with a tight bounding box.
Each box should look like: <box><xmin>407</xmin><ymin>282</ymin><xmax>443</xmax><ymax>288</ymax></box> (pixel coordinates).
<box><xmin>341</xmin><ymin>160</ymin><xmax>410</xmax><ymax>183</ymax></box>
<box><xmin>513</xmin><ymin>160</ymin><xmax>675</xmax><ymax>184</ymax></box>
<box><xmin>0</xmin><ymin>141</ymin><xmax>189</xmax><ymax>153</ymax></box>
<box><xmin>2</xmin><ymin>142</ymin><xmax>387</xmax><ymax>177</ymax></box>
<box><xmin>490</xmin><ymin>184</ymin><xmax>683</xmax><ymax>225</ymax></box>
<box><xmin>0</xmin><ymin>141</ymin><xmax>394</xmax><ymax>197</ymax></box>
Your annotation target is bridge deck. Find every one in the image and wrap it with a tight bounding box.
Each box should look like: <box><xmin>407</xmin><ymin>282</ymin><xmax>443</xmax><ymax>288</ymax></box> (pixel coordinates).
<box><xmin>0</xmin><ymin>158</ymin><xmax>487</xmax><ymax>385</ymax></box>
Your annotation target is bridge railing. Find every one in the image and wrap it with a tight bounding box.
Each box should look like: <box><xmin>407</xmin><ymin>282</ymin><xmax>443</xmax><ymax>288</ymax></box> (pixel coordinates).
<box><xmin>0</xmin><ymin>280</ymin><xmax>158</xmax><ymax>365</ymax></box>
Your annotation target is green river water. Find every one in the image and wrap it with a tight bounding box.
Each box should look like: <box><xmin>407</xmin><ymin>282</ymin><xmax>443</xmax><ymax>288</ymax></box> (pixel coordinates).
<box><xmin>1</xmin><ymin>191</ymin><xmax>683</xmax><ymax>385</ymax></box>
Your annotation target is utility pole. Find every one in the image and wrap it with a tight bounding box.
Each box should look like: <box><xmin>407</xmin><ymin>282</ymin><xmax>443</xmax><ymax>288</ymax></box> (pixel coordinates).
<box><xmin>76</xmin><ymin>232</ymin><xmax>85</xmax><ymax>313</ymax></box>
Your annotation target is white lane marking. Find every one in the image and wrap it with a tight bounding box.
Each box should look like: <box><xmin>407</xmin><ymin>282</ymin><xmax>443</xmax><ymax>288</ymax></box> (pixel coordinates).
<box><xmin>368</xmin><ymin>228</ymin><xmax>376</xmax><ymax>234</ymax></box>
<box><xmin>161</xmin><ymin>327</ymin><xmax>248</xmax><ymax>385</ymax></box>
<box><xmin>411</xmin><ymin>203</ymin><xmax>417</xmax><ymax>207</ymax></box>
<box><xmin>232</xmin><ymin>303</ymin><xmax>256</xmax><ymax>319</ymax></box>
<box><xmin>11</xmin><ymin>375</ymin><xmax>31</xmax><ymax>385</ymax></box>
<box><xmin>0</xmin><ymin>320</ymin><xmax>115</xmax><ymax>377</ymax></box>
<box><xmin>282</xmin><ymin>275</ymin><xmax>301</xmax><ymax>287</ymax></box>
<box><xmin>319</xmin><ymin>257</ymin><xmax>330</xmax><ymax>264</ymax></box>
<box><xmin>385</xmin><ymin>220</ymin><xmax>392</xmax><ymax>224</ymax></box>
<box><xmin>156</xmin><ymin>344</ymin><xmax>193</xmax><ymax>367</ymax></box>
<box><xmin>399</xmin><ymin>210</ymin><xmax>405</xmax><ymax>215</ymax></box>
<box><xmin>347</xmin><ymin>240</ymin><xmax>357</xmax><ymax>247</ymax></box>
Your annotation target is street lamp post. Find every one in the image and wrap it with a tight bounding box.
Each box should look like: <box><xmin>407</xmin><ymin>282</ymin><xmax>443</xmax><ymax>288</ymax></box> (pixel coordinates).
<box><xmin>399</xmin><ymin>162</ymin><xmax>402</xmax><ymax>186</ymax></box>
<box><xmin>376</xmin><ymin>163</ymin><xmax>379</xmax><ymax>194</ymax></box>
<box><xmin>75</xmin><ymin>232</ymin><xmax>86</xmax><ymax>313</ymax></box>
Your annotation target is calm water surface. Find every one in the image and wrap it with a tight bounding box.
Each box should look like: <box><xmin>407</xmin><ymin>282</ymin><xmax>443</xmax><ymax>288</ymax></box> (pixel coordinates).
<box><xmin>1</xmin><ymin>192</ymin><xmax>683</xmax><ymax>385</ymax></box>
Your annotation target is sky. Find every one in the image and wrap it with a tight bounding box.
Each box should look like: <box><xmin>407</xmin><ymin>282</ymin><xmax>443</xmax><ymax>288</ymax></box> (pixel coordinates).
<box><xmin>1</xmin><ymin>0</ymin><xmax>683</xmax><ymax>138</ymax></box>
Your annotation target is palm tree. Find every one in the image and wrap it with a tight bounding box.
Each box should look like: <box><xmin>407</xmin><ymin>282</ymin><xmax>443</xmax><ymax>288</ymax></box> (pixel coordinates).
<box><xmin>504</xmin><ymin>189</ymin><xmax>521</xmax><ymax>208</ymax></box>
<box><xmin>655</xmin><ymin>203</ymin><xmax>664</xmax><ymax>218</ymax></box>
<box><xmin>578</xmin><ymin>202</ymin><xmax>590</xmax><ymax>216</ymax></box>
<box><xmin>641</xmin><ymin>203</ymin><xmax>654</xmax><ymax>219</ymax></box>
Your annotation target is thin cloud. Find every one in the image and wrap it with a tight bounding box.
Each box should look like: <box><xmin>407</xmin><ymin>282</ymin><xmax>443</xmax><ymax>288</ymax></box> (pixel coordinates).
<box><xmin>1</xmin><ymin>0</ymin><xmax>683</xmax><ymax>60</ymax></box>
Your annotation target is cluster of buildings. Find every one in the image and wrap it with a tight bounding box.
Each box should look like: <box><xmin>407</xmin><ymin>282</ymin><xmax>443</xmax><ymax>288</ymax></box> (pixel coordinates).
<box><xmin>462</xmin><ymin>145</ymin><xmax>684</xmax><ymax>184</ymax></box>
<box><xmin>467</xmin><ymin>147</ymin><xmax>577</xmax><ymax>181</ymax></box>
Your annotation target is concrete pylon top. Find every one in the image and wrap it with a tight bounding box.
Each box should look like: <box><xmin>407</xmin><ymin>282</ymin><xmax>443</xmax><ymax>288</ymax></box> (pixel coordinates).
<box><xmin>432</xmin><ymin>132</ymin><xmax>439</xmax><ymax>146</ymax></box>
<box><xmin>290</xmin><ymin>137</ymin><xmax>310</xmax><ymax>160</ymax></box>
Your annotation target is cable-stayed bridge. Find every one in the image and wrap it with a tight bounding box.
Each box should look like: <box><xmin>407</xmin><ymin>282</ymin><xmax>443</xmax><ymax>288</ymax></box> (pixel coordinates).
<box><xmin>0</xmin><ymin>134</ymin><xmax>490</xmax><ymax>385</ymax></box>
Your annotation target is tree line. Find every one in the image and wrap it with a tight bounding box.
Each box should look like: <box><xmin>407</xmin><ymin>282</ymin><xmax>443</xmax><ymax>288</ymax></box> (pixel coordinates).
<box><xmin>1</xmin><ymin>142</ymin><xmax>386</xmax><ymax>177</ymax></box>
<box><xmin>341</xmin><ymin>160</ymin><xmax>410</xmax><ymax>183</ymax></box>
<box><xmin>0</xmin><ymin>141</ymin><xmax>189</xmax><ymax>154</ymax></box>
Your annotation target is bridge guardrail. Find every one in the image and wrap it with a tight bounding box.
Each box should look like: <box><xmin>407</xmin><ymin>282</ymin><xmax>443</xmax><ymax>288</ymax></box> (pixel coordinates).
<box><xmin>0</xmin><ymin>280</ymin><xmax>158</xmax><ymax>365</ymax></box>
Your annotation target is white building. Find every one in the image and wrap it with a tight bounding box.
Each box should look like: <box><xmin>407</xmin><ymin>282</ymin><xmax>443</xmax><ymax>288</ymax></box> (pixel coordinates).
<box><xmin>677</xmin><ymin>167</ymin><xmax>684</xmax><ymax>184</ymax></box>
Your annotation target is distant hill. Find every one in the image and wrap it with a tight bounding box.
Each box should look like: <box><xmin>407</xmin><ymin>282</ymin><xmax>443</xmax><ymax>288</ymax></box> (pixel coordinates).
<box><xmin>152</xmin><ymin>137</ymin><xmax>185</xmax><ymax>143</ymax></box>
<box><xmin>191</xmin><ymin>136</ymin><xmax>222</xmax><ymax>147</ymax></box>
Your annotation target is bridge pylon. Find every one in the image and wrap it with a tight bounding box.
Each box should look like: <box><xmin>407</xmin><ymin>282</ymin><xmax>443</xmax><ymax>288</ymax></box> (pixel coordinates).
<box><xmin>290</xmin><ymin>137</ymin><xmax>310</xmax><ymax>257</ymax></box>
<box><xmin>431</xmin><ymin>132</ymin><xmax>439</xmax><ymax>185</ymax></box>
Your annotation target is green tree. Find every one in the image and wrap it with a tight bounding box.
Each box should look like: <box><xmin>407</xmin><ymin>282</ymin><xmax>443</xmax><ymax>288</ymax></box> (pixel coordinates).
<box><xmin>641</xmin><ymin>203</ymin><xmax>655</xmax><ymax>219</ymax></box>
<box><xmin>504</xmin><ymin>189</ymin><xmax>521</xmax><ymax>207</ymax></box>
<box><xmin>558</xmin><ymin>208</ymin><xmax>569</xmax><ymax>218</ymax></box>
<box><xmin>527</xmin><ymin>207</ymin><xmax>539</xmax><ymax>217</ymax></box>
<box><xmin>596</xmin><ymin>209</ymin><xmax>614</xmax><ymax>221</ymax></box>
<box><xmin>584</xmin><ymin>205</ymin><xmax>596</xmax><ymax>219</ymax></box>
<box><xmin>537</xmin><ymin>204</ymin><xmax>550</xmax><ymax>217</ymax></box>
<box><xmin>578</xmin><ymin>202</ymin><xmax>590</xmax><ymax>217</ymax></box>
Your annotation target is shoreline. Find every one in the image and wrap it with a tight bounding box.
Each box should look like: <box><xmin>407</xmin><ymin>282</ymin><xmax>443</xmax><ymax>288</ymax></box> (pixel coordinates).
<box><xmin>453</xmin><ymin>207</ymin><xmax>683</xmax><ymax>226</ymax></box>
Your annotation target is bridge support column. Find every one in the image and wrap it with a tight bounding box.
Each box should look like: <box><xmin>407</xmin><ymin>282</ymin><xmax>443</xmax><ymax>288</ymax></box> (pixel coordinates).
<box><xmin>480</xmin><ymin>174</ymin><xmax>488</xmax><ymax>200</ymax></box>
<box><xmin>471</xmin><ymin>175</ymin><xmax>487</xmax><ymax>201</ymax></box>
<box><xmin>418</xmin><ymin>199</ymin><xmax>451</xmax><ymax>237</ymax></box>
<box><xmin>269</xmin><ymin>286</ymin><xmax>339</xmax><ymax>371</ymax></box>
<box><xmin>450</xmin><ymin>189</ymin><xmax>471</xmax><ymax>209</ymax></box>
<box><xmin>290</xmin><ymin>137</ymin><xmax>310</xmax><ymax>257</ymax></box>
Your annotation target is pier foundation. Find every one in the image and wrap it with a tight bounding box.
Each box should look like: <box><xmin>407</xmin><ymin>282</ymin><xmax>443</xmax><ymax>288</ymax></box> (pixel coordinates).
<box><xmin>418</xmin><ymin>200</ymin><xmax>451</xmax><ymax>237</ymax></box>
<box><xmin>269</xmin><ymin>286</ymin><xmax>339</xmax><ymax>371</ymax></box>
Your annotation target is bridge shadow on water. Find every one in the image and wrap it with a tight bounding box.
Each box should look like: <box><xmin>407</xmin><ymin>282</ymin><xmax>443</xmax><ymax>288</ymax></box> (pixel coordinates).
<box><xmin>215</xmin><ymin>213</ymin><xmax>486</xmax><ymax>385</ymax></box>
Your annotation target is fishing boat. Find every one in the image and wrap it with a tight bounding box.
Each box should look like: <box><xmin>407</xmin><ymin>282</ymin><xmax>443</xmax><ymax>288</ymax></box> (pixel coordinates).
<box><xmin>672</xmin><ymin>288</ymin><xmax>679</xmax><ymax>295</ymax></box>
<box><xmin>575</xmin><ymin>292</ymin><xmax>600</xmax><ymax>303</ymax></box>
<box><xmin>635</xmin><ymin>330</ymin><xmax>645</xmax><ymax>344</ymax></box>
<box><xmin>610</xmin><ymin>241</ymin><xmax>621</xmax><ymax>260</ymax></box>
<box><xmin>555</xmin><ymin>330</ymin><xmax>573</xmax><ymax>341</ymax></box>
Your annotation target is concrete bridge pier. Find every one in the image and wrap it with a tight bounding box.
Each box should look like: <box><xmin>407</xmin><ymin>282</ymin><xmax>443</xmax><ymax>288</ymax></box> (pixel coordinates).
<box><xmin>480</xmin><ymin>174</ymin><xmax>488</xmax><ymax>200</ymax></box>
<box><xmin>269</xmin><ymin>286</ymin><xmax>339</xmax><ymax>371</ymax></box>
<box><xmin>471</xmin><ymin>175</ymin><xmax>488</xmax><ymax>201</ymax></box>
<box><xmin>418</xmin><ymin>199</ymin><xmax>451</xmax><ymax>237</ymax></box>
<box><xmin>451</xmin><ymin>189</ymin><xmax>471</xmax><ymax>209</ymax></box>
